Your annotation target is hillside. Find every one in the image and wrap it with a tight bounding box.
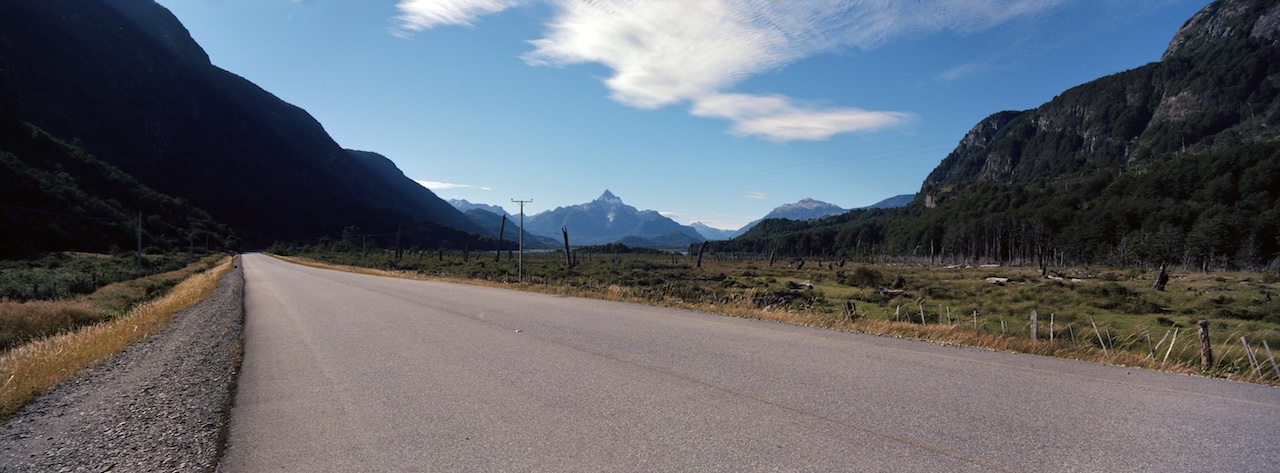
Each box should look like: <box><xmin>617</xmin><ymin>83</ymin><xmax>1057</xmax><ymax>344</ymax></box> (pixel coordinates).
<box><xmin>0</xmin><ymin>118</ymin><xmax>233</xmax><ymax>258</ymax></box>
<box><xmin>714</xmin><ymin>0</ymin><xmax>1280</xmax><ymax>270</ymax></box>
<box><xmin>0</xmin><ymin>0</ymin><xmax>481</xmax><ymax>250</ymax></box>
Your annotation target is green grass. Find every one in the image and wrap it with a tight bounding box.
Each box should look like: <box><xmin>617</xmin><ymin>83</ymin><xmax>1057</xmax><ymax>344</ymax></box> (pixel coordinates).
<box><xmin>278</xmin><ymin>246</ymin><xmax>1280</xmax><ymax>385</ymax></box>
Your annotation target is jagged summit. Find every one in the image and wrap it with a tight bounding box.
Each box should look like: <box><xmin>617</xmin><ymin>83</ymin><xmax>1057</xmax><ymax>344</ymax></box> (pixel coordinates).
<box><xmin>595</xmin><ymin>190</ymin><xmax>624</xmax><ymax>205</ymax></box>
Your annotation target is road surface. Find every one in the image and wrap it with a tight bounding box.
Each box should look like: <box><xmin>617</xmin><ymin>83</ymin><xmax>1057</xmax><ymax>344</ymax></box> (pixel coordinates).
<box><xmin>218</xmin><ymin>253</ymin><xmax>1279</xmax><ymax>472</ymax></box>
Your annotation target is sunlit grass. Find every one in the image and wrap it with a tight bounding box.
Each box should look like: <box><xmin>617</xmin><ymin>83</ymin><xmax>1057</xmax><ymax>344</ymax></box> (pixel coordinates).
<box><xmin>0</xmin><ymin>257</ymin><xmax>232</xmax><ymax>417</ymax></box>
<box><xmin>274</xmin><ymin>250</ymin><xmax>1280</xmax><ymax>385</ymax></box>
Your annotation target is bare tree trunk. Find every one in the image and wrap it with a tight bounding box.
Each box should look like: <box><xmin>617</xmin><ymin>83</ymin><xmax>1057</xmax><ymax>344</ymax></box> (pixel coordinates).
<box><xmin>496</xmin><ymin>215</ymin><xmax>506</xmax><ymax>263</ymax></box>
<box><xmin>562</xmin><ymin>227</ymin><xmax>573</xmax><ymax>268</ymax></box>
<box><xmin>696</xmin><ymin>241</ymin><xmax>710</xmax><ymax>268</ymax></box>
<box><xmin>1152</xmin><ymin>264</ymin><xmax>1169</xmax><ymax>291</ymax></box>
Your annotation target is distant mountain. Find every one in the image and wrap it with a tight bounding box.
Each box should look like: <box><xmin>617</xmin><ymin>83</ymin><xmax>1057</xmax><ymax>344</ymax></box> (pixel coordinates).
<box><xmin>461</xmin><ymin>208</ymin><xmax>558</xmax><ymax>248</ymax></box>
<box><xmin>450</xmin><ymin>199</ymin><xmax>511</xmax><ymax>218</ymax></box>
<box><xmin>715</xmin><ymin>0</ymin><xmax>1280</xmax><ymax>268</ymax></box>
<box><xmin>764</xmin><ymin>198</ymin><xmax>847</xmax><ymax>221</ymax></box>
<box><xmin>864</xmin><ymin>194</ymin><xmax>914</xmax><ymax>209</ymax></box>
<box><xmin>0</xmin><ymin>0</ymin><xmax>482</xmax><ymax>250</ymax></box>
<box><xmin>690</xmin><ymin>222</ymin><xmax>742</xmax><ymax>241</ymax></box>
<box><xmin>524</xmin><ymin>191</ymin><xmax>705</xmax><ymax>247</ymax></box>
<box><xmin>734</xmin><ymin>198</ymin><xmax>846</xmax><ymax>235</ymax></box>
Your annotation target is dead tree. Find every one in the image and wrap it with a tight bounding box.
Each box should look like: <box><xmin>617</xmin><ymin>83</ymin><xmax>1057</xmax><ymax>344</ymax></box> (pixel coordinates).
<box><xmin>495</xmin><ymin>215</ymin><xmax>506</xmax><ymax>263</ymax></box>
<box><xmin>1152</xmin><ymin>264</ymin><xmax>1169</xmax><ymax>291</ymax></box>
<box><xmin>562</xmin><ymin>227</ymin><xmax>574</xmax><ymax>268</ymax></box>
<box><xmin>696</xmin><ymin>241</ymin><xmax>710</xmax><ymax>268</ymax></box>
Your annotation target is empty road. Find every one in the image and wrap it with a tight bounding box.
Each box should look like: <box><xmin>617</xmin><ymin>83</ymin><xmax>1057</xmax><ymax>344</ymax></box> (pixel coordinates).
<box><xmin>218</xmin><ymin>253</ymin><xmax>1279</xmax><ymax>472</ymax></box>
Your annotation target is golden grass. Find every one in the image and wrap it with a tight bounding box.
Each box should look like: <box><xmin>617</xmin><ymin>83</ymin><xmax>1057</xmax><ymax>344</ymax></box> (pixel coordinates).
<box><xmin>0</xmin><ymin>257</ymin><xmax>232</xmax><ymax>417</ymax></box>
<box><xmin>0</xmin><ymin>300</ymin><xmax>100</xmax><ymax>346</ymax></box>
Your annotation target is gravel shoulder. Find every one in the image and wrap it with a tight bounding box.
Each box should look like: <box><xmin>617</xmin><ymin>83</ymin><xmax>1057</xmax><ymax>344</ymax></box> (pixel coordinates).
<box><xmin>0</xmin><ymin>257</ymin><xmax>245</xmax><ymax>472</ymax></box>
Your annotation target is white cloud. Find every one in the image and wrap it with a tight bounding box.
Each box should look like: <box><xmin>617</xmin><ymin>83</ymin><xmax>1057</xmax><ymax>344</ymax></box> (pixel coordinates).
<box><xmin>396</xmin><ymin>0</ymin><xmax>1065</xmax><ymax>140</ymax></box>
<box><xmin>744</xmin><ymin>191</ymin><xmax>769</xmax><ymax>201</ymax></box>
<box><xmin>692</xmin><ymin>93</ymin><xmax>912</xmax><ymax>141</ymax></box>
<box><xmin>415</xmin><ymin>180</ymin><xmax>492</xmax><ymax>191</ymax></box>
<box><xmin>397</xmin><ymin>0</ymin><xmax>525</xmax><ymax>30</ymax></box>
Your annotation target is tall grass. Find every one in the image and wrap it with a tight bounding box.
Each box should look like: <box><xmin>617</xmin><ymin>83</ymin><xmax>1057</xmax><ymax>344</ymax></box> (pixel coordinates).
<box><xmin>0</xmin><ymin>257</ymin><xmax>232</xmax><ymax>417</ymax></box>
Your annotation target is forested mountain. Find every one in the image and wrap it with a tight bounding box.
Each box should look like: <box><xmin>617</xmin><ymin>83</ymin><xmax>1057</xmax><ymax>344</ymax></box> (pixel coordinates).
<box><xmin>0</xmin><ymin>0</ymin><xmax>482</xmax><ymax>252</ymax></box>
<box><xmin>0</xmin><ymin>118</ymin><xmax>233</xmax><ymax>258</ymax></box>
<box><xmin>714</xmin><ymin>0</ymin><xmax>1280</xmax><ymax>270</ymax></box>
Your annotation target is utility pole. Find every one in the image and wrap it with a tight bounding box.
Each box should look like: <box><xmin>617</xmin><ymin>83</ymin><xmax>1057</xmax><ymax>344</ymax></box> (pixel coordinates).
<box><xmin>512</xmin><ymin>199</ymin><xmax>532</xmax><ymax>282</ymax></box>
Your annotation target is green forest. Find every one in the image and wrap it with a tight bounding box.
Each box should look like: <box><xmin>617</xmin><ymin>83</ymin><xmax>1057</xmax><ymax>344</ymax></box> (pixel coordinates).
<box><xmin>712</xmin><ymin>18</ymin><xmax>1280</xmax><ymax>271</ymax></box>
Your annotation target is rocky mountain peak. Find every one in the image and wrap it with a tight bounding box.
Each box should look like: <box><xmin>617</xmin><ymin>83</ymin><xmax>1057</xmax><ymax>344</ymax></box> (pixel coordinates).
<box><xmin>1163</xmin><ymin>0</ymin><xmax>1280</xmax><ymax>60</ymax></box>
<box><xmin>595</xmin><ymin>190</ymin><xmax>624</xmax><ymax>205</ymax></box>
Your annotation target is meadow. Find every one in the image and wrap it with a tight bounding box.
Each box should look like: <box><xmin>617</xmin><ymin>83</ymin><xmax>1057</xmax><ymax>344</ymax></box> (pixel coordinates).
<box><xmin>281</xmin><ymin>245</ymin><xmax>1280</xmax><ymax>385</ymax></box>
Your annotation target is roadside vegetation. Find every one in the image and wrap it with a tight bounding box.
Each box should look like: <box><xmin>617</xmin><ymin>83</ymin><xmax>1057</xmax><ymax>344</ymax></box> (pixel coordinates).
<box><xmin>273</xmin><ymin>243</ymin><xmax>1280</xmax><ymax>386</ymax></box>
<box><xmin>0</xmin><ymin>253</ymin><xmax>230</xmax><ymax>417</ymax></box>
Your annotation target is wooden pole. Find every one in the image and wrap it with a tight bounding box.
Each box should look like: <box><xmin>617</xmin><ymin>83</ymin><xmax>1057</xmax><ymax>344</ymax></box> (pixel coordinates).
<box><xmin>1049</xmin><ymin>313</ymin><xmax>1055</xmax><ymax>342</ymax></box>
<box><xmin>1197</xmin><ymin>319</ymin><xmax>1213</xmax><ymax>370</ymax></box>
<box><xmin>1262</xmin><ymin>340</ymin><xmax>1279</xmax><ymax>379</ymax></box>
<box><xmin>1030</xmin><ymin>310</ymin><xmax>1038</xmax><ymax>341</ymax></box>
<box><xmin>1241</xmin><ymin>337</ymin><xmax>1261</xmax><ymax>376</ymax></box>
<box><xmin>1090</xmin><ymin>317</ymin><xmax>1108</xmax><ymax>356</ymax></box>
<box><xmin>1163</xmin><ymin>327</ymin><xmax>1179</xmax><ymax>364</ymax></box>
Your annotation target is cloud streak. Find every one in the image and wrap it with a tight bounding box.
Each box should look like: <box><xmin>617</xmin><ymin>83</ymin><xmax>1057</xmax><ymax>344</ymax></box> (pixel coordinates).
<box><xmin>415</xmin><ymin>180</ymin><xmax>492</xmax><ymax>191</ymax></box>
<box><xmin>396</xmin><ymin>0</ymin><xmax>1065</xmax><ymax>141</ymax></box>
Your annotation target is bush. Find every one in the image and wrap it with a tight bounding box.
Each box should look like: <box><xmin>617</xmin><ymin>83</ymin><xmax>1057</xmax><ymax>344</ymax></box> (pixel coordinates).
<box><xmin>839</xmin><ymin>266</ymin><xmax>883</xmax><ymax>287</ymax></box>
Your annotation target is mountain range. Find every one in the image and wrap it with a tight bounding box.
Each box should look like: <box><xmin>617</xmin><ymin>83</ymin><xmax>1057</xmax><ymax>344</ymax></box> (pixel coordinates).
<box><xmin>0</xmin><ymin>0</ymin><xmax>481</xmax><ymax>255</ymax></box>
<box><xmin>517</xmin><ymin>191</ymin><xmax>704</xmax><ymax>247</ymax></box>
<box><xmin>451</xmin><ymin>193</ymin><xmax>914</xmax><ymax>245</ymax></box>
<box><xmin>716</xmin><ymin>0</ymin><xmax>1280</xmax><ymax>269</ymax></box>
<box><xmin>4</xmin><ymin>0</ymin><xmax>1275</xmax><ymax>268</ymax></box>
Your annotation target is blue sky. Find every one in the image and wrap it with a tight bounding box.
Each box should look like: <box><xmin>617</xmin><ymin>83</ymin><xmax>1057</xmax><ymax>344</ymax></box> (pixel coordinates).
<box><xmin>153</xmin><ymin>0</ymin><xmax>1208</xmax><ymax>230</ymax></box>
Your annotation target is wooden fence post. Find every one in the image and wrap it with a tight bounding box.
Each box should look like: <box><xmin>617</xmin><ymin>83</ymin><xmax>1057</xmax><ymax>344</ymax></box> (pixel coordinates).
<box><xmin>1242</xmin><ymin>337</ymin><xmax>1261</xmax><ymax>376</ymax></box>
<box><xmin>1263</xmin><ymin>340</ymin><xmax>1279</xmax><ymax>379</ymax></box>
<box><xmin>1197</xmin><ymin>319</ymin><xmax>1213</xmax><ymax>370</ymax></box>
<box><xmin>1163</xmin><ymin>327</ymin><xmax>1179</xmax><ymax>364</ymax></box>
<box><xmin>1030</xmin><ymin>310</ymin><xmax>1038</xmax><ymax>341</ymax></box>
<box><xmin>1090</xmin><ymin>317</ymin><xmax>1108</xmax><ymax>356</ymax></box>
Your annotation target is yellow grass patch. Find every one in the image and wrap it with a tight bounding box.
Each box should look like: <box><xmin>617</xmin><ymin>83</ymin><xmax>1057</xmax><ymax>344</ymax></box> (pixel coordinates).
<box><xmin>0</xmin><ymin>257</ymin><xmax>232</xmax><ymax>417</ymax></box>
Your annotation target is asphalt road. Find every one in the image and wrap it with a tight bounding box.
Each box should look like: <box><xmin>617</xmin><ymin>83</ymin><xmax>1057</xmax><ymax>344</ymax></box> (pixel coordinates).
<box><xmin>218</xmin><ymin>253</ymin><xmax>1279</xmax><ymax>472</ymax></box>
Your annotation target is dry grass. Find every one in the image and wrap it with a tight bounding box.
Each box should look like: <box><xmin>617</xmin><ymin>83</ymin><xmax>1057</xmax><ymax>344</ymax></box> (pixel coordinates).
<box><xmin>0</xmin><ymin>257</ymin><xmax>232</xmax><ymax>417</ymax></box>
<box><xmin>274</xmin><ymin>253</ymin><xmax>1280</xmax><ymax>385</ymax></box>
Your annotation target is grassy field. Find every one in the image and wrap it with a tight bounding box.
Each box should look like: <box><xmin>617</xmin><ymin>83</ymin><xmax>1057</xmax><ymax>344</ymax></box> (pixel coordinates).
<box><xmin>283</xmin><ymin>247</ymin><xmax>1280</xmax><ymax>386</ymax></box>
<box><xmin>0</xmin><ymin>254</ymin><xmax>231</xmax><ymax>417</ymax></box>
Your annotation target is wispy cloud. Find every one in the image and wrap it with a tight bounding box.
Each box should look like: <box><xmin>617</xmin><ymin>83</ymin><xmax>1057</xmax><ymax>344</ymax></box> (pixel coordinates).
<box><xmin>397</xmin><ymin>0</ymin><xmax>525</xmax><ymax>29</ymax></box>
<box><xmin>395</xmin><ymin>0</ymin><xmax>1065</xmax><ymax>141</ymax></box>
<box><xmin>744</xmin><ymin>191</ymin><xmax>769</xmax><ymax>201</ymax></box>
<box><xmin>415</xmin><ymin>180</ymin><xmax>492</xmax><ymax>191</ymax></box>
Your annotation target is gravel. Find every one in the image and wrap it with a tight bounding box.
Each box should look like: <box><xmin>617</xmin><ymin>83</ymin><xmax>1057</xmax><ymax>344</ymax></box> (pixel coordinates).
<box><xmin>0</xmin><ymin>257</ymin><xmax>245</xmax><ymax>472</ymax></box>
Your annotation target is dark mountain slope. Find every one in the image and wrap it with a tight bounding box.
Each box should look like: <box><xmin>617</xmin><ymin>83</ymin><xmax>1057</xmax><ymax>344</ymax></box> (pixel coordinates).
<box><xmin>0</xmin><ymin>117</ymin><xmax>233</xmax><ymax>258</ymax></box>
<box><xmin>0</xmin><ymin>0</ymin><xmax>479</xmax><ymax>247</ymax></box>
<box><xmin>713</xmin><ymin>0</ymin><xmax>1280</xmax><ymax>269</ymax></box>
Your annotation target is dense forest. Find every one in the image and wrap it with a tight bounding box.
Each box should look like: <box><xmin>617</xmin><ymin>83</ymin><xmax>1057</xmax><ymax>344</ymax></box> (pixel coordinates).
<box><xmin>711</xmin><ymin>0</ymin><xmax>1280</xmax><ymax>271</ymax></box>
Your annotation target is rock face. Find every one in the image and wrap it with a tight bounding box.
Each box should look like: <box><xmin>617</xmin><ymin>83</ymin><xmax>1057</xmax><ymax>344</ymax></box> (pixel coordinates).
<box><xmin>0</xmin><ymin>0</ymin><xmax>480</xmax><ymax>247</ymax></box>
<box><xmin>921</xmin><ymin>0</ymin><xmax>1280</xmax><ymax>208</ymax></box>
<box><xmin>524</xmin><ymin>191</ymin><xmax>705</xmax><ymax>247</ymax></box>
